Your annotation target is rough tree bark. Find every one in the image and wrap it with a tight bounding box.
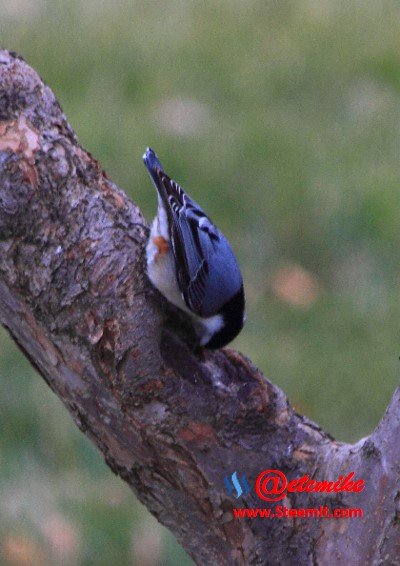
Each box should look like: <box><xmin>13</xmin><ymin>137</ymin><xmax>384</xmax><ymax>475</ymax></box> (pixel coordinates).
<box><xmin>0</xmin><ymin>50</ymin><xmax>399</xmax><ymax>565</ymax></box>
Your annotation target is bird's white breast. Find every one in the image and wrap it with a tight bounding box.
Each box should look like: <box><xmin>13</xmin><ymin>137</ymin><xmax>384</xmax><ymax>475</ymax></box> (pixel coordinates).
<box><xmin>146</xmin><ymin>212</ymin><xmax>186</xmax><ymax>312</ymax></box>
<box><xmin>146</xmin><ymin>204</ymin><xmax>223</xmax><ymax>344</ymax></box>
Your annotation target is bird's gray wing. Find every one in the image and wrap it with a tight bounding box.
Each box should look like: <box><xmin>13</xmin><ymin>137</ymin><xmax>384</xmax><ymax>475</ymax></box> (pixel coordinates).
<box><xmin>154</xmin><ymin>170</ymin><xmax>221</xmax><ymax>316</ymax></box>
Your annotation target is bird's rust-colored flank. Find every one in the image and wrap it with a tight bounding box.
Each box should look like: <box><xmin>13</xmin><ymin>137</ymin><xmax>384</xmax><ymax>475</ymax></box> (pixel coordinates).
<box><xmin>152</xmin><ymin>235</ymin><xmax>169</xmax><ymax>258</ymax></box>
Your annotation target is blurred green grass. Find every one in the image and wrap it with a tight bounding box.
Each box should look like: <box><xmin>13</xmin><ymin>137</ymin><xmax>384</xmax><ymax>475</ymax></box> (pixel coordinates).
<box><xmin>2</xmin><ymin>0</ymin><xmax>400</xmax><ymax>563</ymax></box>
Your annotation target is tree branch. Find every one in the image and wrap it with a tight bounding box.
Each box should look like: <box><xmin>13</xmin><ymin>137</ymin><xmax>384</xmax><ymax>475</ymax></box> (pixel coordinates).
<box><xmin>0</xmin><ymin>50</ymin><xmax>399</xmax><ymax>565</ymax></box>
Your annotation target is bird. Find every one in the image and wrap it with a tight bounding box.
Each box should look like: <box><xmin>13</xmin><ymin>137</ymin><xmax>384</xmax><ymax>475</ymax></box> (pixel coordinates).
<box><xmin>143</xmin><ymin>147</ymin><xmax>245</xmax><ymax>349</ymax></box>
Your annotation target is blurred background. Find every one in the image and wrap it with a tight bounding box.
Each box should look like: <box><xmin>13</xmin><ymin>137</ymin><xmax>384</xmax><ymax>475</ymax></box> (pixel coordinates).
<box><xmin>1</xmin><ymin>0</ymin><xmax>400</xmax><ymax>563</ymax></box>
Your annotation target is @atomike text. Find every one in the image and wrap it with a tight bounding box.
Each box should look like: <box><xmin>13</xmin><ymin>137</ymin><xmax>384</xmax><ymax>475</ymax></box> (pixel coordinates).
<box><xmin>225</xmin><ymin>469</ymin><xmax>365</xmax><ymax>502</ymax></box>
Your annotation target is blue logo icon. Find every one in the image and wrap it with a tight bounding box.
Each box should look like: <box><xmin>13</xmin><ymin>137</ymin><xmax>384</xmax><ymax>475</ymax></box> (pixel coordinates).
<box><xmin>224</xmin><ymin>471</ymin><xmax>251</xmax><ymax>498</ymax></box>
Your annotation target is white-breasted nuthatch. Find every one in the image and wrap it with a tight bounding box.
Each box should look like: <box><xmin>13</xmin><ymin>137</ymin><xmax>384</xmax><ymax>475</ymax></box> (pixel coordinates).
<box><xmin>143</xmin><ymin>148</ymin><xmax>245</xmax><ymax>349</ymax></box>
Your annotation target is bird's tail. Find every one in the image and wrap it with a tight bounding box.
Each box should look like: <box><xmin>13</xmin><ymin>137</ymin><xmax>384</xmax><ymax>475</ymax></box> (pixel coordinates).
<box><xmin>143</xmin><ymin>147</ymin><xmax>165</xmax><ymax>180</ymax></box>
<box><xmin>143</xmin><ymin>147</ymin><xmax>176</xmax><ymax>211</ymax></box>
